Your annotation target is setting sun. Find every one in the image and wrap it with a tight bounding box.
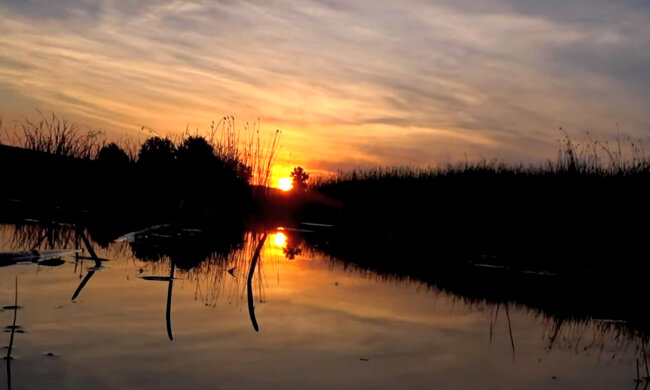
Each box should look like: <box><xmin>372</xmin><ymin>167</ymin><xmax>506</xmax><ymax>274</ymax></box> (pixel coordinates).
<box><xmin>278</xmin><ymin>177</ymin><xmax>293</xmax><ymax>191</ymax></box>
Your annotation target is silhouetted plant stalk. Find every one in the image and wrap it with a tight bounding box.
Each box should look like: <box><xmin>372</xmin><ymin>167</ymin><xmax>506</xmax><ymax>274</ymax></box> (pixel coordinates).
<box><xmin>131</xmin><ymin>232</ymin><xmax>273</xmax><ymax>309</ymax></box>
<box><xmin>1</xmin><ymin>112</ymin><xmax>106</xmax><ymax>159</ymax></box>
<box><xmin>5</xmin><ymin>277</ymin><xmax>19</xmax><ymax>360</ymax></box>
<box><xmin>556</xmin><ymin>127</ymin><xmax>650</xmax><ymax>175</ymax></box>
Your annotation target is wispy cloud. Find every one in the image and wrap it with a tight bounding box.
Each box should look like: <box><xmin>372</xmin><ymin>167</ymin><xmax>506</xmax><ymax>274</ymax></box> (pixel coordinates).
<box><xmin>1</xmin><ymin>0</ymin><xmax>649</xmax><ymax>172</ymax></box>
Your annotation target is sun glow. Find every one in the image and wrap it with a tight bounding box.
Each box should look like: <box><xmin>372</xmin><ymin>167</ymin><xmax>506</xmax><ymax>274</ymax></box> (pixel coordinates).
<box><xmin>273</xmin><ymin>232</ymin><xmax>287</xmax><ymax>247</ymax></box>
<box><xmin>278</xmin><ymin>177</ymin><xmax>293</xmax><ymax>191</ymax></box>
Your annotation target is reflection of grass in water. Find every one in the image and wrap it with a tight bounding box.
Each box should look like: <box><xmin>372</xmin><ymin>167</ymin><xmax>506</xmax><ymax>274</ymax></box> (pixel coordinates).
<box><xmin>305</xmin><ymin>240</ymin><xmax>648</xmax><ymax>364</ymax></box>
<box><xmin>133</xmin><ymin>232</ymin><xmax>278</xmax><ymax>309</ymax></box>
<box><xmin>6</xmin><ymin>223</ymin><xmax>646</xmax><ymax>366</ymax></box>
<box><xmin>304</xmin><ymin>232</ymin><xmax>650</xmax><ymax>371</ymax></box>
<box><xmin>539</xmin><ymin>317</ymin><xmax>636</xmax><ymax>356</ymax></box>
<box><xmin>1</xmin><ymin>222</ymin><xmax>647</xmax><ymax>375</ymax></box>
<box><xmin>0</xmin><ymin>223</ymin><xmax>279</xmax><ymax>309</ymax></box>
<box><xmin>8</xmin><ymin>223</ymin><xmax>78</xmax><ymax>251</ymax></box>
<box><xmin>186</xmin><ymin>232</ymin><xmax>284</xmax><ymax>308</ymax></box>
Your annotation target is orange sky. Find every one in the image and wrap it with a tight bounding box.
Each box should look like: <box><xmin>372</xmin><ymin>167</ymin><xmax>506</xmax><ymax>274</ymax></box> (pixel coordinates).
<box><xmin>1</xmin><ymin>1</ymin><xmax>650</xmax><ymax>184</ymax></box>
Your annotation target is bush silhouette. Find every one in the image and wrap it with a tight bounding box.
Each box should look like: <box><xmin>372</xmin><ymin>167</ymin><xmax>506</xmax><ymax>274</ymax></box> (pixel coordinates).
<box><xmin>97</xmin><ymin>143</ymin><xmax>131</xmax><ymax>167</ymax></box>
<box><xmin>176</xmin><ymin>136</ymin><xmax>215</xmax><ymax>167</ymax></box>
<box><xmin>138</xmin><ymin>137</ymin><xmax>176</xmax><ymax>168</ymax></box>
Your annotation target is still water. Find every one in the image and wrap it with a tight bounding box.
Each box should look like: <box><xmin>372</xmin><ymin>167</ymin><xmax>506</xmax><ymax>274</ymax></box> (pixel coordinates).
<box><xmin>0</xmin><ymin>223</ymin><xmax>642</xmax><ymax>389</ymax></box>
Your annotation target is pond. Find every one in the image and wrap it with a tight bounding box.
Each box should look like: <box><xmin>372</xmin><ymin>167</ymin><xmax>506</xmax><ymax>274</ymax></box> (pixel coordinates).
<box><xmin>0</xmin><ymin>222</ymin><xmax>644</xmax><ymax>390</ymax></box>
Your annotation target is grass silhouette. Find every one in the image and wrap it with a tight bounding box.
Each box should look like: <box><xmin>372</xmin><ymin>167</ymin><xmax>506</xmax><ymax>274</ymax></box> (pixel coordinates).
<box><xmin>0</xmin><ymin>113</ymin><xmax>281</xmax><ymax>225</ymax></box>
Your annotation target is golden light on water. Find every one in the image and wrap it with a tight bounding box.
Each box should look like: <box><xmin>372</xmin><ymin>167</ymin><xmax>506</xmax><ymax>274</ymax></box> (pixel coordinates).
<box><xmin>278</xmin><ymin>177</ymin><xmax>293</xmax><ymax>191</ymax></box>
<box><xmin>273</xmin><ymin>232</ymin><xmax>287</xmax><ymax>248</ymax></box>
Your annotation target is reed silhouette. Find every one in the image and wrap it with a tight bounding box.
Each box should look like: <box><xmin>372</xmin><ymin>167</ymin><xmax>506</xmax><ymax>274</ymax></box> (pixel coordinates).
<box><xmin>247</xmin><ymin>233</ymin><xmax>267</xmax><ymax>332</ymax></box>
<box><xmin>138</xmin><ymin>262</ymin><xmax>177</xmax><ymax>340</ymax></box>
<box><xmin>71</xmin><ymin>227</ymin><xmax>107</xmax><ymax>300</ymax></box>
<box><xmin>3</xmin><ymin>278</ymin><xmax>19</xmax><ymax>390</ymax></box>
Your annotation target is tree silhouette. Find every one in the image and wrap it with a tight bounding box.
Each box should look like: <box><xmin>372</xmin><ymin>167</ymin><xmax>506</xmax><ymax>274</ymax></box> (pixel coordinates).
<box><xmin>137</xmin><ymin>137</ymin><xmax>176</xmax><ymax>168</ymax></box>
<box><xmin>97</xmin><ymin>142</ymin><xmax>131</xmax><ymax>167</ymax></box>
<box><xmin>176</xmin><ymin>136</ymin><xmax>214</xmax><ymax>166</ymax></box>
<box><xmin>290</xmin><ymin>166</ymin><xmax>309</xmax><ymax>191</ymax></box>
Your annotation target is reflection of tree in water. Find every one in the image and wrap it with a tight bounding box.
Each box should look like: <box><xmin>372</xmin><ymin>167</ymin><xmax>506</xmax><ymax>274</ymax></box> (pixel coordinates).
<box><xmin>126</xmin><ymin>226</ymin><xmax>272</xmax><ymax>309</ymax></box>
<box><xmin>127</xmin><ymin>225</ymin><xmax>245</xmax><ymax>270</ymax></box>
<box><xmin>130</xmin><ymin>240</ymin><xmax>166</xmax><ymax>263</ymax></box>
<box><xmin>0</xmin><ymin>222</ymin><xmax>267</xmax><ymax>308</ymax></box>
<box><xmin>283</xmin><ymin>245</ymin><xmax>302</xmax><ymax>260</ymax></box>
<box><xmin>282</xmin><ymin>233</ymin><xmax>303</xmax><ymax>260</ymax></box>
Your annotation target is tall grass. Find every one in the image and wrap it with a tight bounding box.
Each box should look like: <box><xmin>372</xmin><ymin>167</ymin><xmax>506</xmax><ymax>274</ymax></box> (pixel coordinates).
<box><xmin>1</xmin><ymin>112</ymin><xmax>281</xmax><ymax>186</ymax></box>
<box><xmin>312</xmin><ymin>131</ymin><xmax>650</xmax><ymax>189</ymax></box>
<box><xmin>555</xmin><ymin>128</ymin><xmax>650</xmax><ymax>175</ymax></box>
<box><xmin>179</xmin><ymin>116</ymin><xmax>281</xmax><ymax>187</ymax></box>
<box><xmin>1</xmin><ymin>112</ymin><xmax>106</xmax><ymax>159</ymax></box>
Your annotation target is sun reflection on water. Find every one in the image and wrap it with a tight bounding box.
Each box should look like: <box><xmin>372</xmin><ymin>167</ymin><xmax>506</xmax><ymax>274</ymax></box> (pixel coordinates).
<box><xmin>272</xmin><ymin>231</ymin><xmax>287</xmax><ymax>248</ymax></box>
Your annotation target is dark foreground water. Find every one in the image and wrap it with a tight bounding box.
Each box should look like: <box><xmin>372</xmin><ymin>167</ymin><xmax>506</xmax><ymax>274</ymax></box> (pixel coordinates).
<box><xmin>0</xmin><ymin>223</ymin><xmax>643</xmax><ymax>390</ymax></box>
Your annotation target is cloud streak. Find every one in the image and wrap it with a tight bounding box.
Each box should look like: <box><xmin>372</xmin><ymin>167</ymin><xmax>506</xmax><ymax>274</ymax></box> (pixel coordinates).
<box><xmin>1</xmin><ymin>0</ymin><xmax>649</xmax><ymax>173</ymax></box>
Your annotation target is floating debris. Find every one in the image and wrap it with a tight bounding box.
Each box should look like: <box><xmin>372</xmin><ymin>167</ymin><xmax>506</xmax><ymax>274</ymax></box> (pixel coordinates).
<box><xmin>301</xmin><ymin>222</ymin><xmax>335</xmax><ymax>228</ymax></box>
<box><xmin>473</xmin><ymin>263</ymin><xmax>507</xmax><ymax>270</ymax></box>
<box><xmin>277</xmin><ymin>227</ymin><xmax>316</xmax><ymax>233</ymax></box>
<box><xmin>37</xmin><ymin>258</ymin><xmax>66</xmax><ymax>267</ymax></box>
<box><xmin>3</xmin><ymin>329</ymin><xmax>25</xmax><ymax>334</ymax></box>
<box><xmin>1</xmin><ymin>249</ymin><xmax>80</xmax><ymax>266</ymax></box>
<box><xmin>114</xmin><ymin>224</ymin><xmax>172</xmax><ymax>243</ymax></box>
<box><xmin>140</xmin><ymin>276</ymin><xmax>178</xmax><ymax>282</ymax></box>
<box><xmin>75</xmin><ymin>256</ymin><xmax>111</xmax><ymax>262</ymax></box>
<box><xmin>592</xmin><ymin>318</ymin><xmax>627</xmax><ymax>324</ymax></box>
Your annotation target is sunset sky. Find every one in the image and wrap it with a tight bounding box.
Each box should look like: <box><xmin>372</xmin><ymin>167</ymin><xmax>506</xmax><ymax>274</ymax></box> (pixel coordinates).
<box><xmin>1</xmin><ymin>0</ymin><xmax>649</xmax><ymax>180</ymax></box>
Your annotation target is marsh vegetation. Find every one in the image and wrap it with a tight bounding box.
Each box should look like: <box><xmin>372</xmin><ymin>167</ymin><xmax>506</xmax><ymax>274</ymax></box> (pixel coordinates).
<box><xmin>1</xmin><ymin>114</ymin><xmax>649</xmax><ymax>388</ymax></box>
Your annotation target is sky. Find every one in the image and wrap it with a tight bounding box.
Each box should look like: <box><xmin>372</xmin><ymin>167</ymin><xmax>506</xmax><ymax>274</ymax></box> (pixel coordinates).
<box><xmin>1</xmin><ymin>0</ymin><xmax>650</xmax><ymax>180</ymax></box>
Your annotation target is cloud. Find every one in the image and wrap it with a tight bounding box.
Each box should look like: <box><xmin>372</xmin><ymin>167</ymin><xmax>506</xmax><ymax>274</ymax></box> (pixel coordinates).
<box><xmin>1</xmin><ymin>0</ymin><xmax>649</xmax><ymax>172</ymax></box>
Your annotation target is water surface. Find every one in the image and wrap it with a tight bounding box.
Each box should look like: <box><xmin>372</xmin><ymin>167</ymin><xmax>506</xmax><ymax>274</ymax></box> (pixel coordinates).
<box><xmin>0</xmin><ymin>223</ymin><xmax>642</xmax><ymax>389</ymax></box>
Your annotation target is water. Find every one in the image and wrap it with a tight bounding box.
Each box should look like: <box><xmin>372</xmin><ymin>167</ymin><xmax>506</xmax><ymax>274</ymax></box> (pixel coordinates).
<box><xmin>0</xmin><ymin>223</ymin><xmax>643</xmax><ymax>389</ymax></box>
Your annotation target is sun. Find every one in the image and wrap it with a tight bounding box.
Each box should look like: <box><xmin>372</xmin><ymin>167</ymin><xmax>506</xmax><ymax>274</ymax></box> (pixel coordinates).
<box><xmin>278</xmin><ymin>177</ymin><xmax>293</xmax><ymax>191</ymax></box>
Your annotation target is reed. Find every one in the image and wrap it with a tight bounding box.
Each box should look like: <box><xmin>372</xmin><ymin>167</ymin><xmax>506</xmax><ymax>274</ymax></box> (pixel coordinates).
<box><xmin>0</xmin><ymin>112</ymin><xmax>107</xmax><ymax>159</ymax></box>
<box><xmin>174</xmin><ymin>116</ymin><xmax>281</xmax><ymax>186</ymax></box>
<box><xmin>313</xmin><ymin>131</ymin><xmax>650</xmax><ymax>190</ymax></box>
